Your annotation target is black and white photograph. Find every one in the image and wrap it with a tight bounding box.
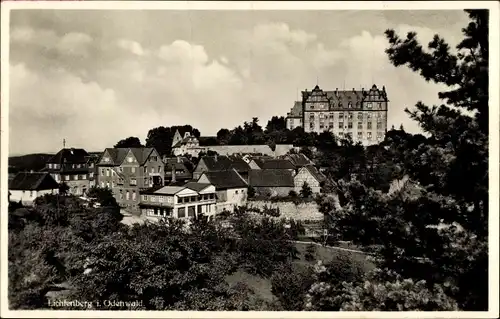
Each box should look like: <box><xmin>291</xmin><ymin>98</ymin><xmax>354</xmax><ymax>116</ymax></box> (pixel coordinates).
<box><xmin>1</xmin><ymin>1</ymin><xmax>498</xmax><ymax>317</ymax></box>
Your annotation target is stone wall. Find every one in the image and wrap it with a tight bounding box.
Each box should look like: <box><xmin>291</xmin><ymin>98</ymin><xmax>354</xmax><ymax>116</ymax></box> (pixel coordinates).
<box><xmin>246</xmin><ymin>200</ymin><xmax>323</xmax><ymax>221</ymax></box>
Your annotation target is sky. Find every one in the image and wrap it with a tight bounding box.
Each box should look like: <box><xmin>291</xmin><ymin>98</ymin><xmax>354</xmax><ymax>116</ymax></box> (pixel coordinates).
<box><xmin>7</xmin><ymin>8</ymin><xmax>470</xmax><ymax>155</ymax></box>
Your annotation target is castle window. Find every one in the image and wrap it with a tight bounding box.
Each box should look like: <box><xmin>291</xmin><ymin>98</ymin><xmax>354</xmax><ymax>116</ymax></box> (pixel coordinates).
<box><xmin>338</xmin><ymin>122</ymin><xmax>344</xmax><ymax>129</ymax></box>
<box><xmin>367</xmin><ymin>132</ymin><xmax>372</xmax><ymax>140</ymax></box>
<box><xmin>367</xmin><ymin>122</ymin><xmax>373</xmax><ymax>130</ymax></box>
<box><xmin>348</xmin><ymin>102</ymin><xmax>352</xmax><ymax>108</ymax></box>
<box><xmin>358</xmin><ymin>122</ymin><xmax>363</xmax><ymax>130</ymax></box>
<box><xmin>348</xmin><ymin>122</ymin><xmax>353</xmax><ymax>129</ymax></box>
<box><xmin>358</xmin><ymin>112</ymin><xmax>363</xmax><ymax>120</ymax></box>
<box><xmin>366</xmin><ymin>102</ymin><xmax>373</xmax><ymax>109</ymax></box>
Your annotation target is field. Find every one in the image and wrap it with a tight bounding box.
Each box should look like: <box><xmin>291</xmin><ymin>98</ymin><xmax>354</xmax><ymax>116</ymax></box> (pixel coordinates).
<box><xmin>225</xmin><ymin>241</ymin><xmax>375</xmax><ymax>302</ymax></box>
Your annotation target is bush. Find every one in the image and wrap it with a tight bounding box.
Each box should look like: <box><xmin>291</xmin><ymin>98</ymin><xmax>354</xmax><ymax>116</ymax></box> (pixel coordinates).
<box><xmin>300</xmin><ymin>182</ymin><xmax>313</xmax><ymax>198</ymax></box>
<box><xmin>248</xmin><ymin>186</ymin><xmax>256</xmax><ymax>198</ymax></box>
<box><xmin>304</xmin><ymin>243</ymin><xmax>317</xmax><ymax>261</ymax></box>
<box><xmin>289</xmin><ymin>190</ymin><xmax>298</xmax><ymax>198</ymax></box>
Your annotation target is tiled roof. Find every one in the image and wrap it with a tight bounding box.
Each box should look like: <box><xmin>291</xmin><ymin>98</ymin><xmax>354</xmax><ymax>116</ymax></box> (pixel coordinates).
<box><xmin>248</xmin><ymin>169</ymin><xmax>295</xmax><ymax>188</ymax></box>
<box><xmin>261</xmin><ymin>159</ymin><xmax>296</xmax><ymax>170</ymax></box>
<box><xmin>292</xmin><ymin>84</ymin><xmax>388</xmax><ymax>112</ymax></box>
<box><xmin>9</xmin><ymin>172</ymin><xmax>59</xmax><ymax>191</ymax></box>
<box><xmin>184</xmin><ymin>182</ymin><xmax>212</xmax><ymax>192</ymax></box>
<box><xmin>101</xmin><ymin>148</ymin><xmax>155</xmax><ymax>166</ymax></box>
<box><xmin>286</xmin><ymin>101</ymin><xmax>303</xmax><ymax>118</ymax></box>
<box><xmin>199</xmin><ymin>169</ymin><xmax>248</xmax><ymax>190</ymax></box>
<box><xmin>201</xmin><ymin>156</ymin><xmax>251</xmax><ymax>173</ymax></box>
<box><xmin>283</xmin><ymin>154</ymin><xmax>313</xmax><ymax>167</ymax></box>
<box><xmin>47</xmin><ymin>148</ymin><xmax>89</xmax><ymax>164</ymax></box>
<box><xmin>303</xmin><ymin>165</ymin><xmax>326</xmax><ymax>183</ymax></box>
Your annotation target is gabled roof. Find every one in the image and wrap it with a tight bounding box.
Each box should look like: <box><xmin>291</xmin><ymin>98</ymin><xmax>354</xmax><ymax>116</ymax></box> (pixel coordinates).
<box><xmin>283</xmin><ymin>153</ymin><xmax>313</xmax><ymax>167</ymax></box>
<box><xmin>47</xmin><ymin>148</ymin><xmax>89</xmax><ymax>164</ymax></box>
<box><xmin>9</xmin><ymin>172</ymin><xmax>59</xmax><ymax>191</ymax></box>
<box><xmin>286</xmin><ymin>101</ymin><xmax>303</xmax><ymax>118</ymax></box>
<box><xmin>184</xmin><ymin>182</ymin><xmax>212</xmax><ymax>192</ymax></box>
<box><xmin>172</xmin><ymin>136</ymin><xmax>199</xmax><ymax>148</ymax></box>
<box><xmin>248</xmin><ymin>169</ymin><xmax>294</xmax><ymax>188</ymax></box>
<box><xmin>100</xmin><ymin>148</ymin><xmax>155</xmax><ymax>166</ymax></box>
<box><xmin>261</xmin><ymin>159</ymin><xmax>296</xmax><ymax>170</ymax></box>
<box><xmin>301</xmin><ymin>165</ymin><xmax>326</xmax><ymax>183</ymax></box>
<box><xmin>200</xmin><ymin>156</ymin><xmax>251</xmax><ymax>172</ymax></box>
<box><xmin>199</xmin><ymin>169</ymin><xmax>248</xmax><ymax>190</ymax></box>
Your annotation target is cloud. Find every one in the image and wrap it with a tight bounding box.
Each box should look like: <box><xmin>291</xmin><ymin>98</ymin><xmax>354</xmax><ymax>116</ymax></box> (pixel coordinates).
<box><xmin>8</xmin><ymin>17</ymin><xmax>467</xmax><ymax>155</ymax></box>
<box><xmin>116</xmin><ymin>39</ymin><xmax>146</xmax><ymax>56</ymax></box>
<box><xmin>56</xmin><ymin>32</ymin><xmax>93</xmax><ymax>56</ymax></box>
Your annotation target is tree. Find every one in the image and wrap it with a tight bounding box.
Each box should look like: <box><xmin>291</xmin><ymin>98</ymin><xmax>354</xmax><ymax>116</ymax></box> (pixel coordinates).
<box><xmin>216</xmin><ymin>128</ymin><xmax>231</xmax><ymax>145</ymax></box>
<box><xmin>58</xmin><ymin>182</ymin><xmax>69</xmax><ymax>196</ymax></box>
<box><xmin>300</xmin><ymin>182</ymin><xmax>313</xmax><ymax>198</ymax></box>
<box><xmin>271</xmin><ymin>264</ymin><xmax>315</xmax><ymax>310</ymax></box>
<box><xmin>247</xmin><ymin>186</ymin><xmax>256</xmax><ymax>198</ymax></box>
<box><xmin>304</xmin><ymin>243</ymin><xmax>317</xmax><ymax>262</ymax></box>
<box><xmin>265</xmin><ymin>116</ymin><xmax>287</xmax><ymax>133</ymax></box>
<box><xmin>67</xmin><ymin>218</ymin><xmax>238</xmax><ymax>310</ymax></box>
<box><xmin>114</xmin><ymin>136</ymin><xmax>143</xmax><ymax>148</ymax></box>
<box><xmin>146</xmin><ymin>125</ymin><xmax>201</xmax><ymax>156</ymax></box>
<box><xmin>86</xmin><ymin>186</ymin><xmax>119</xmax><ymax>208</ymax></box>
<box><xmin>315</xmin><ymin>10</ymin><xmax>489</xmax><ymax>310</ymax></box>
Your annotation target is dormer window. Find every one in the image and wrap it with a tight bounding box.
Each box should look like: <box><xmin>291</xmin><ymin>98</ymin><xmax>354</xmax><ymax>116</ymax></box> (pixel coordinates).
<box><xmin>127</xmin><ymin>157</ymin><xmax>133</xmax><ymax>163</ymax></box>
<box><xmin>348</xmin><ymin>102</ymin><xmax>352</xmax><ymax>108</ymax></box>
<box><xmin>366</xmin><ymin>102</ymin><xmax>373</xmax><ymax>109</ymax></box>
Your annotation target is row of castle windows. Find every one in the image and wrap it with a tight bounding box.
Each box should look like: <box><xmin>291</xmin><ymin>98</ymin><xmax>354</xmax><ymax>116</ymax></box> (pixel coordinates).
<box><xmin>309</xmin><ymin>112</ymin><xmax>384</xmax><ymax>120</ymax></box>
<box><xmin>310</xmin><ymin>121</ymin><xmax>384</xmax><ymax>130</ymax></box>
<box><xmin>308</xmin><ymin>102</ymin><xmax>384</xmax><ymax>109</ymax></box>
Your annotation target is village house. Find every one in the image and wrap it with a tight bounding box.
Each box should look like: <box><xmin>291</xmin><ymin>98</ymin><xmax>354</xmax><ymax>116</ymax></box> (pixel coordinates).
<box><xmin>248</xmin><ymin>169</ymin><xmax>295</xmax><ymax>197</ymax></box>
<box><xmin>163</xmin><ymin>157</ymin><xmax>193</xmax><ymax>184</ymax></box>
<box><xmin>43</xmin><ymin>148</ymin><xmax>91</xmax><ymax>196</ymax></box>
<box><xmin>9</xmin><ymin>172</ymin><xmax>60</xmax><ymax>206</ymax></box>
<box><xmin>197</xmin><ymin>169</ymin><xmax>248</xmax><ymax>213</ymax></box>
<box><xmin>172</xmin><ymin>131</ymin><xmax>205</xmax><ymax>157</ymax></box>
<box><xmin>294</xmin><ymin>165</ymin><xmax>326</xmax><ymax>194</ymax></box>
<box><xmin>192</xmin><ymin>155</ymin><xmax>251</xmax><ymax>181</ymax></box>
<box><xmin>96</xmin><ymin>147</ymin><xmax>164</xmax><ymax>211</ymax></box>
<box><xmin>260</xmin><ymin>159</ymin><xmax>297</xmax><ymax>174</ymax></box>
<box><xmin>247</xmin><ymin>155</ymin><xmax>273</xmax><ymax>169</ymax></box>
<box><xmin>139</xmin><ymin>182</ymin><xmax>217</xmax><ymax>220</ymax></box>
<box><xmin>280</xmin><ymin>153</ymin><xmax>314</xmax><ymax>169</ymax></box>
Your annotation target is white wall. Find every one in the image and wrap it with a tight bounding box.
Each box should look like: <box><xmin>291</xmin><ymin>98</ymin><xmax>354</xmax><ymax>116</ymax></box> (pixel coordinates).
<box><xmin>9</xmin><ymin>189</ymin><xmax>59</xmax><ymax>206</ymax></box>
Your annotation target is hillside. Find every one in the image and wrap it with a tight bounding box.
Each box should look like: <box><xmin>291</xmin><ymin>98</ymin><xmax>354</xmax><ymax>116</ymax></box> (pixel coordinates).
<box><xmin>8</xmin><ymin>153</ymin><xmax>54</xmax><ymax>173</ymax></box>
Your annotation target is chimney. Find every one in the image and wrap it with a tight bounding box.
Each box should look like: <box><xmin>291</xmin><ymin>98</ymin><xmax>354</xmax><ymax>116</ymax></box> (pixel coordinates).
<box><xmin>171</xmin><ymin>164</ymin><xmax>176</xmax><ymax>183</ymax></box>
<box><xmin>352</xmin><ymin>88</ymin><xmax>355</xmax><ymax>92</ymax></box>
<box><xmin>214</xmin><ymin>155</ymin><xmax>218</xmax><ymax>162</ymax></box>
<box><xmin>335</xmin><ymin>88</ymin><xmax>338</xmax><ymax>96</ymax></box>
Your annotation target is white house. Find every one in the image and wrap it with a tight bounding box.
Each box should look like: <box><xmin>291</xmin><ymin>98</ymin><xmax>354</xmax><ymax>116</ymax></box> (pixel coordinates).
<box><xmin>139</xmin><ymin>182</ymin><xmax>217</xmax><ymax>220</ymax></box>
<box><xmin>197</xmin><ymin>169</ymin><xmax>248</xmax><ymax>213</ymax></box>
<box><xmin>9</xmin><ymin>172</ymin><xmax>60</xmax><ymax>206</ymax></box>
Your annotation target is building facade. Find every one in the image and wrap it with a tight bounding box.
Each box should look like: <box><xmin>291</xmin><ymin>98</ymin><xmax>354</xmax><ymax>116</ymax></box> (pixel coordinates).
<box><xmin>44</xmin><ymin>148</ymin><xmax>91</xmax><ymax>196</ymax></box>
<box><xmin>285</xmin><ymin>84</ymin><xmax>389</xmax><ymax>146</ymax></box>
<box><xmin>139</xmin><ymin>183</ymin><xmax>217</xmax><ymax>220</ymax></box>
<box><xmin>9</xmin><ymin>172</ymin><xmax>60</xmax><ymax>206</ymax></box>
<box><xmin>197</xmin><ymin>169</ymin><xmax>248</xmax><ymax>213</ymax></box>
<box><xmin>293</xmin><ymin>165</ymin><xmax>326</xmax><ymax>194</ymax></box>
<box><xmin>96</xmin><ymin>147</ymin><xmax>164</xmax><ymax>211</ymax></box>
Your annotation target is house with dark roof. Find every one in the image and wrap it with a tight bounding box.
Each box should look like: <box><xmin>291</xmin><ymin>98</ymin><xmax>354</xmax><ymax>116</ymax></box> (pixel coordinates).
<box><xmin>280</xmin><ymin>153</ymin><xmax>314</xmax><ymax>169</ymax></box>
<box><xmin>260</xmin><ymin>159</ymin><xmax>297</xmax><ymax>172</ymax></box>
<box><xmin>197</xmin><ymin>169</ymin><xmax>248</xmax><ymax>213</ymax></box>
<box><xmin>192</xmin><ymin>155</ymin><xmax>251</xmax><ymax>181</ymax></box>
<box><xmin>85</xmin><ymin>152</ymin><xmax>102</xmax><ymax>188</ymax></box>
<box><xmin>285</xmin><ymin>84</ymin><xmax>389</xmax><ymax>146</ymax></box>
<box><xmin>43</xmin><ymin>148</ymin><xmax>91</xmax><ymax>196</ymax></box>
<box><xmin>163</xmin><ymin>157</ymin><xmax>193</xmax><ymax>184</ymax></box>
<box><xmin>9</xmin><ymin>172</ymin><xmax>59</xmax><ymax>206</ymax></box>
<box><xmin>294</xmin><ymin>165</ymin><xmax>327</xmax><ymax>194</ymax></box>
<box><xmin>247</xmin><ymin>155</ymin><xmax>273</xmax><ymax>169</ymax></box>
<box><xmin>97</xmin><ymin>147</ymin><xmax>164</xmax><ymax>212</ymax></box>
<box><xmin>248</xmin><ymin>169</ymin><xmax>295</xmax><ymax>197</ymax></box>
<box><xmin>139</xmin><ymin>182</ymin><xmax>216</xmax><ymax>220</ymax></box>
